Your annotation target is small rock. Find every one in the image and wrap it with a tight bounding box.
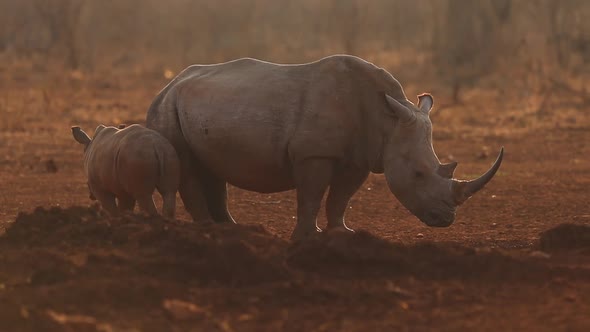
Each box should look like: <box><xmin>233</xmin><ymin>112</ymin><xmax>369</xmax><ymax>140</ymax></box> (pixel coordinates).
<box><xmin>529</xmin><ymin>250</ymin><xmax>551</xmax><ymax>259</ymax></box>
<box><xmin>476</xmin><ymin>247</ymin><xmax>492</xmax><ymax>254</ymax></box>
<box><xmin>416</xmin><ymin>233</ymin><xmax>424</xmax><ymax>238</ymax></box>
<box><xmin>238</xmin><ymin>314</ymin><xmax>254</xmax><ymax>321</ymax></box>
<box><xmin>46</xmin><ymin>310</ymin><xmax>96</xmax><ymax>325</ymax></box>
<box><xmin>163</xmin><ymin>299</ymin><xmax>208</xmax><ymax>321</ymax></box>
<box><xmin>45</xmin><ymin>159</ymin><xmax>58</xmax><ymax>173</ymax></box>
<box><xmin>476</xmin><ymin>151</ymin><xmax>489</xmax><ymax>159</ymax></box>
<box><xmin>20</xmin><ymin>306</ymin><xmax>29</xmax><ymax>319</ymax></box>
<box><xmin>476</xmin><ymin>146</ymin><xmax>490</xmax><ymax>160</ymax></box>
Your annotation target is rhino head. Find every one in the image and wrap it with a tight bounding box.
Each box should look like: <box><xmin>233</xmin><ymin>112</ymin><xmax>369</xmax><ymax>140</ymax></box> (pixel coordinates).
<box><xmin>381</xmin><ymin>93</ymin><xmax>503</xmax><ymax>227</ymax></box>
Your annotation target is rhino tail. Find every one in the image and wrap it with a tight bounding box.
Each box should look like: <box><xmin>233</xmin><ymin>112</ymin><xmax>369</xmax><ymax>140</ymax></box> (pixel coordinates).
<box><xmin>145</xmin><ymin>85</ymin><xmax>187</xmax><ymax>156</ymax></box>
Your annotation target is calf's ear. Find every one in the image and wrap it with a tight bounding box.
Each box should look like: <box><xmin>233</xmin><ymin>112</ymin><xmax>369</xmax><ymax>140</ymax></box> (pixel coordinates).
<box><xmin>71</xmin><ymin>126</ymin><xmax>91</xmax><ymax>145</ymax></box>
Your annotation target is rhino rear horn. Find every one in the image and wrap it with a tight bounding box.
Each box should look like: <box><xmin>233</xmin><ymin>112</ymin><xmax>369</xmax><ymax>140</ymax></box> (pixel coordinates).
<box><xmin>452</xmin><ymin>147</ymin><xmax>504</xmax><ymax>204</ymax></box>
<box><xmin>385</xmin><ymin>94</ymin><xmax>415</xmax><ymax>122</ymax></box>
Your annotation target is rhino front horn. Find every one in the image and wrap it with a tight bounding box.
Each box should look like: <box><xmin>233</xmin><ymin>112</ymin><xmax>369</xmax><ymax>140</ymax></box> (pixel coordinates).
<box><xmin>452</xmin><ymin>147</ymin><xmax>504</xmax><ymax>205</ymax></box>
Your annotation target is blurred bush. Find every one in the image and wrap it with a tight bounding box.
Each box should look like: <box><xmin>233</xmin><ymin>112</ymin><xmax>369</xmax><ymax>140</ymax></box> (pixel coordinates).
<box><xmin>0</xmin><ymin>0</ymin><xmax>588</xmax><ymax>85</ymax></box>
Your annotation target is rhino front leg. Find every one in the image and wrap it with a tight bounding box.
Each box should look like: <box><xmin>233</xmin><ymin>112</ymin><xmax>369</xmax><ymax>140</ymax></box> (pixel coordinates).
<box><xmin>291</xmin><ymin>158</ymin><xmax>334</xmax><ymax>241</ymax></box>
<box><xmin>326</xmin><ymin>169</ymin><xmax>369</xmax><ymax>231</ymax></box>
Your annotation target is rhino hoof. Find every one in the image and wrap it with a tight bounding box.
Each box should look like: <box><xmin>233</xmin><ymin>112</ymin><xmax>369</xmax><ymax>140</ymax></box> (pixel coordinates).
<box><xmin>326</xmin><ymin>225</ymin><xmax>355</xmax><ymax>235</ymax></box>
<box><xmin>290</xmin><ymin>227</ymin><xmax>322</xmax><ymax>242</ymax></box>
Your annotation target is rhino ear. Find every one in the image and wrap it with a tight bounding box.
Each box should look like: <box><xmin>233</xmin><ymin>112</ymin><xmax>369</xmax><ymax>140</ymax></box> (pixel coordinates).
<box><xmin>72</xmin><ymin>126</ymin><xmax>91</xmax><ymax>145</ymax></box>
<box><xmin>417</xmin><ymin>93</ymin><xmax>433</xmax><ymax>113</ymax></box>
<box><xmin>384</xmin><ymin>94</ymin><xmax>415</xmax><ymax>122</ymax></box>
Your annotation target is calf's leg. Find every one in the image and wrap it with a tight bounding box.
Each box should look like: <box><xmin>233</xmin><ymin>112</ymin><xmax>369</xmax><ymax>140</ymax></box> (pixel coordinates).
<box><xmin>92</xmin><ymin>188</ymin><xmax>118</xmax><ymax>216</ymax></box>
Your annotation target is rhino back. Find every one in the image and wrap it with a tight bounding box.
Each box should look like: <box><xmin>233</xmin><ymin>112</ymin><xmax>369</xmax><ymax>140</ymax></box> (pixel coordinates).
<box><xmin>148</xmin><ymin>55</ymin><xmax>406</xmax><ymax>191</ymax></box>
<box><xmin>168</xmin><ymin>59</ymin><xmax>308</xmax><ymax>190</ymax></box>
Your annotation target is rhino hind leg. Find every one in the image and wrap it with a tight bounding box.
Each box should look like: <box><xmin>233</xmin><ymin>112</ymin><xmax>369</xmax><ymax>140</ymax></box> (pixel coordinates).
<box><xmin>117</xmin><ymin>194</ymin><xmax>136</xmax><ymax>213</ymax></box>
<box><xmin>93</xmin><ymin>189</ymin><xmax>118</xmax><ymax>216</ymax></box>
<box><xmin>201</xmin><ymin>173</ymin><xmax>235</xmax><ymax>224</ymax></box>
<box><xmin>160</xmin><ymin>191</ymin><xmax>176</xmax><ymax>219</ymax></box>
<box><xmin>290</xmin><ymin>158</ymin><xmax>334</xmax><ymax>241</ymax></box>
<box><xmin>177</xmin><ymin>154</ymin><xmax>215</xmax><ymax>223</ymax></box>
<box><xmin>325</xmin><ymin>168</ymin><xmax>369</xmax><ymax>231</ymax></box>
<box><xmin>137</xmin><ymin>194</ymin><xmax>158</xmax><ymax>216</ymax></box>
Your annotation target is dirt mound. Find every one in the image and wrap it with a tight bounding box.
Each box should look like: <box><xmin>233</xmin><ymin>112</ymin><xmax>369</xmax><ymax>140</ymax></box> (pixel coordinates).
<box><xmin>2</xmin><ymin>206</ymin><xmax>290</xmax><ymax>287</ymax></box>
<box><xmin>287</xmin><ymin>230</ymin><xmax>552</xmax><ymax>281</ymax></box>
<box><xmin>1</xmin><ymin>207</ymin><xmax>588</xmax><ymax>331</ymax></box>
<box><xmin>1</xmin><ymin>206</ymin><xmax>575</xmax><ymax>286</ymax></box>
<box><xmin>539</xmin><ymin>223</ymin><xmax>590</xmax><ymax>253</ymax></box>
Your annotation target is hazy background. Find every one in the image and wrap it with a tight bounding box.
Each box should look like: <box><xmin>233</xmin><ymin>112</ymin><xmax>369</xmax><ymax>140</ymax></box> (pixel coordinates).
<box><xmin>1</xmin><ymin>0</ymin><xmax>588</xmax><ymax>89</ymax></box>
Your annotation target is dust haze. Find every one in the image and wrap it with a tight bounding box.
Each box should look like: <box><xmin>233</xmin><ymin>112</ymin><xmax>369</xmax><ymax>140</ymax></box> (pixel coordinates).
<box><xmin>0</xmin><ymin>1</ymin><xmax>589</xmax><ymax>331</ymax></box>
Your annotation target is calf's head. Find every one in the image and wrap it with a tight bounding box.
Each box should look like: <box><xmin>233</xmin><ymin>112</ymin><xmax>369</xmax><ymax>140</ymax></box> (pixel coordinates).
<box><xmin>381</xmin><ymin>94</ymin><xmax>503</xmax><ymax>227</ymax></box>
<box><xmin>72</xmin><ymin>125</ymin><xmax>107</xmax><ymax>200</ymax></box>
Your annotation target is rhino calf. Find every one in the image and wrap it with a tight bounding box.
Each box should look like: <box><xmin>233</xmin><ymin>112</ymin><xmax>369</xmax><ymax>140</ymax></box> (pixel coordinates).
<box><xmin>71</xmin><ymin>124</ymin><xmax>180</xmax><ymax>218</ymax></box>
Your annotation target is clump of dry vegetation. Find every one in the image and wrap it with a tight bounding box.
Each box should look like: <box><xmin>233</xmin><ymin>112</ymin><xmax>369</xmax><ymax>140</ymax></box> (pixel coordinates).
<box><xmin>1</xmin><ymin>0</ymin><xmax>588</xmax><ymax>139</ymax></box>
<box><xmin>1</xmin><ymin>0</ymin><xmax>588</xmax><ymax>81</ymax></box>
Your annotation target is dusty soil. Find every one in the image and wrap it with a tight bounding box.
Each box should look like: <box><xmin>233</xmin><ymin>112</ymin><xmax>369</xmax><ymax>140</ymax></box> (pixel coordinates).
<box><xmin>0</xmin><ymin>67</ymin><xmax>589</xmax><ymax>331</ymax></box>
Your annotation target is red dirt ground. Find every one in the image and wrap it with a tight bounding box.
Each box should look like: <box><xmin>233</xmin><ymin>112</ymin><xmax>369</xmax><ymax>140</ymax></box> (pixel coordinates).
<box><xmin>0</xmin><ymin>69</ymin><xmax>589</xmax><ymax>331</ymax></box>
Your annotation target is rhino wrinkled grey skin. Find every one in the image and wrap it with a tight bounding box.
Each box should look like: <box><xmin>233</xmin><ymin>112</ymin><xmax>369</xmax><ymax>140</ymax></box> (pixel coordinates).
<box><xmin>72</xmin><ymin>124</ymin><xmax>180</xmax><ymax>218</ymax></box>
<box><xmin>146</xmin><ymin>55</ymin><xmax>503</xmax><ymax>240</ymax></box>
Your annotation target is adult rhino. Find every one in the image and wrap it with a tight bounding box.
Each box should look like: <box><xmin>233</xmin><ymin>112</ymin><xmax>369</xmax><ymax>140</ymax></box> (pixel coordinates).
<box><xmin>146</xmin><ymin>55</ymin><xmax>503</xmax><ymax>240</ymax></box>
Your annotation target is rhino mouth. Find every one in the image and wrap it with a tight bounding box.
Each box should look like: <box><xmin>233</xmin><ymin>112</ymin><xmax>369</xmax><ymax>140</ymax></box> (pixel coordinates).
<box><xmin>420</xmin><ymin>211</ymin><xmax>456</xmax><ymax>228</ymax></box>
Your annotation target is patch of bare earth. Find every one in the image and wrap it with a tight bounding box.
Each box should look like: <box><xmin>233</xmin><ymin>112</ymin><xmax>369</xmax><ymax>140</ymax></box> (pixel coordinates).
<box><xmin>1</xmin><ymin>69</ymin><xmax>589</xmax><ymax>330</ymax></box>
<box><xmin>0</xmin><ymin>207</ymin><xmax>589</xmax><ymax>331</ymax></box>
